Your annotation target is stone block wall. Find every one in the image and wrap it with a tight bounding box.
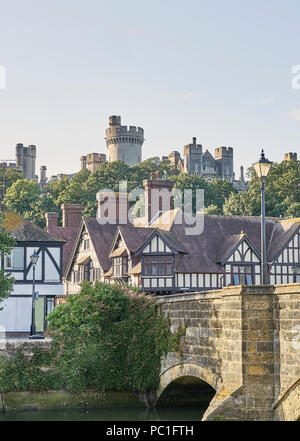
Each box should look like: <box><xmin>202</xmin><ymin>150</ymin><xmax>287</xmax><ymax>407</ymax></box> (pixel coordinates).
<box><xmin>157</xmin><ymin>284</ymin><xmax>300</xmax><ymax>421</ymax></box>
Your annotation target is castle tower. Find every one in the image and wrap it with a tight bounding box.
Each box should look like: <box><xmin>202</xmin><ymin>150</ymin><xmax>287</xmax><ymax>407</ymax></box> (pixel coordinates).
<box><xmin>15</xmin><ymin>143</ymin><xmax>36</xmax><ymax>180</ymax></box>
<box><xmin>214</xmin><ymin>147</ymin><xmax>234</xmax><ymax>182</ymax></box>
<box><xmin>81</xmin><ymin>155</ymin><xmax>87</xmax><ymax>169</ymax></box>
<box><xmin>40</xmin><ymin>166</ymin><xmax>47</xmax><ymax>187</ymax></box>
<box><xmin>105</xmin><ymin>115</ymin><xmax>144</xmax><ymax>167</ymax></box>
<box><xmin>168</xmin><ymin>151</ymin><xmax>183</xmax><ymax>172</ymax></box>
<box><xmin>183</xmin><ymin>137</ymin><xmax>202</xmax><ymax>174</ymax></box>
<box><xmin>16</xmin><ymin>143</ymin><xmax>24</xmax><ymax>170</ymax></box>
<box><xmin>284</xmin><ymin>152</ymin><xmax>298</xmax><ymax>161</ymax></box>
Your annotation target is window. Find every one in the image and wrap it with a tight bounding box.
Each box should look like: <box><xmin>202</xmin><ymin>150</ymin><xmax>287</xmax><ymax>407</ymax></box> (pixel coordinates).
<box><xmin>83</xmin><ymin>240</ymin><xmax>90</xmax><ymax>250</ymax></box>
<box><xmin>4</xmin><ymin>247</ymin><xmax>24</xmax><ymax>270</ymax></box>
<box><xmin>92</xmin><ymin>268</ymin><xmax>101</xmax><ymax>282</ymax></box>
<box><xmin>83</xmin><ymin>264</ymin><xmax>90</xmax><ymax>281</ymax></box>
<box><xmin>232</xmin><ymin>265</ymin><xmax>253</xmax><ymax>285</ymax></box>
<box><xmin>144</xmin><ymin>256</ymin><xmax>173</xmax><ymax>276</ymax></box>
<box><xmin>113</xmin><ymin>257</ymin><xmax>128</xmax><ymax>277</ymax></box>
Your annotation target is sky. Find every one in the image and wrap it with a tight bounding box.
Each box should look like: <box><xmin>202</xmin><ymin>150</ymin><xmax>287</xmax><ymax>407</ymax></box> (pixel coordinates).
<box><xmin>0</xmin><ymin>0</ymin><xmax>299</xmax><ymax>179</ymax></box>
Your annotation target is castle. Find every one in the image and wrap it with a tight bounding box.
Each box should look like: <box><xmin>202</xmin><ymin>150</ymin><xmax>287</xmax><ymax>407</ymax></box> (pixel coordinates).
<box><xmin>78</xmin><ymin>116</ymin><xmax>299</xmax><ymax>192</ymax></box>
<box><xmin>166</xmin><ymin>137</ymin><xmax>248</xmax><ymax>191</ymax></box>
<box><xmin>2</xmin><ymin>116</ymin><xmax>296</xmax><ymax>192</ymax></box>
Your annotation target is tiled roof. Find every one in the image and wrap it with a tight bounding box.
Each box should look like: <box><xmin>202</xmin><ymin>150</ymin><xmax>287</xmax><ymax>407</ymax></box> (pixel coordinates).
<box><xmin>159</xmin><ymin>214</ymin><xmax>277</xmax><ymax>273</ymax></box>
<box><xmin>268</xmin><ymin>218</ymin><xmax>300</xmax><ymax>261</ymax></box>
<box><xmin>118</xmin><ymin>226</ymin><xmax>155</xmax><ymax>252</ymax></box>
<box><xmin>1</xmin><ymin>205</ymin><xmax>64</xmax><ymax>243</ymax></box>
<box><xmin>84</xmin><ymin>219</ymin><xmax>118</xmax><ymax>272</ymax></box>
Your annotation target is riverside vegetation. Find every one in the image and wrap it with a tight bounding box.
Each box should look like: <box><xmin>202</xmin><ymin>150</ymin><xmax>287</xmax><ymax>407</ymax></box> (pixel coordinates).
<box><xmin>0</xmin><ymin>283</ymin><xmax>182</xmax><ymax>394</ymax></box>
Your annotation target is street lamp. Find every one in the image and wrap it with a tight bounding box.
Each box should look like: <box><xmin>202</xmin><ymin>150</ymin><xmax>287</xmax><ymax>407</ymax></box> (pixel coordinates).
<box><xmin>292</xmin><ymin>265</ymin><xmax>300</xmax><ymax>283</ymax></box>
<box><xmin>253</xmin><ymin>150</ymin><xmax>273</xmax><ymax>285</ymax></box>
<box><xmin>29</xmin><ymin>250</ymin><xmax>43</xmax><ymax>339</ymax></box>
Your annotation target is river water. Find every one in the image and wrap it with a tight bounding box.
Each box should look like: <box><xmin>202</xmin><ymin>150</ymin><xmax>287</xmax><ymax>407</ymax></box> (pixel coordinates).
<box><xmin>0</xmin><ymin>406</ymin><xmax>206</xmax><ymax>421</ymax></box>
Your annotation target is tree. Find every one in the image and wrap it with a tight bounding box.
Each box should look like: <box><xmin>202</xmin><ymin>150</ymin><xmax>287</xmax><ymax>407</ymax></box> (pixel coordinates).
<box><xmin>204</xmin><ymin>204</ymin><xmax>222</xmax><ymax>215</ymax></box>
<box><xmin>223</xmin><ymin>191</ymin><xmax>256</xmax><ymax>216</ymax></box>
<box><xmin>0</xmin><ymin>168</ymin><xmax>23</xmax><ymax>197</ymax></box>
<box><xmin>47</xmin><ymin>282</ymin><xmax>180</xmax><ymax>392</ymax></box>
<box><xmin>172</xmin><ymin>173</ymin><xmax>209</xmax><ymax>213</ymax></box>
<box><xmin>206</xmin><ymin>179</ymin><xmax>237</xmax><ymax>211</ymax></box>
<box><xmin>0</xmin><ymin>212</ymin><xmax>15</xmax><ymax>304</ymax></box>
<box><xmin>3</xmin><ymin>179</ymin><xmax>41</xmax><ymax>217</ymax></box>
<box><xmin>223</xmin><ymin>160</ymin><xmax>300</xmax><ymax>218</ymax></box>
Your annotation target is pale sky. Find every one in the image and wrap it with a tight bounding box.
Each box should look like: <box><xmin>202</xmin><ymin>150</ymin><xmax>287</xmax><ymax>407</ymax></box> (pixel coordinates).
<box><xmin>0</xmin><ymin>0</ymin><xmax>299</xmax><ymax>179</ymax></box>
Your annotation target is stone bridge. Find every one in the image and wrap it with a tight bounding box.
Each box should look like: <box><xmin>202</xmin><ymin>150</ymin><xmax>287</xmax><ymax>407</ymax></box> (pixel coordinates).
<box><xmin>156</xmin><ymin>284</ymin><xmax>300</xmax><ymax>421</ymax></box>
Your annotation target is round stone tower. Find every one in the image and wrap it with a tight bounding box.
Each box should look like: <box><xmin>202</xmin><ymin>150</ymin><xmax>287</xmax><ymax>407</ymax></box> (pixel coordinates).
<box><xmin>105</xmin><ymin>115</ymin><xmax>144</xmax><ymax>167</ymax></box>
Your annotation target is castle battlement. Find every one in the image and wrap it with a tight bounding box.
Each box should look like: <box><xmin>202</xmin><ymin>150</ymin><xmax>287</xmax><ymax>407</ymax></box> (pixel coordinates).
<box><xmin>214</xmin><ymin>146</ymin><xmax>233</xmax><ymax>159</ymax></box>
<box><xmin>106</xmin><ymin>125</ymin><xmax>144</xmax><ymax>139</ymax></box>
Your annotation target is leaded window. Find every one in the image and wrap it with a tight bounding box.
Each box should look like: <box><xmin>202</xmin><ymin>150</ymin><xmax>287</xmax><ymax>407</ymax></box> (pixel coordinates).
<box><xmin>144</xmin><ymin>256</ymin><xmax>173</xmax><ymax>276</ymax></box>
<box><xmin>232</xmin><ymin>265</ymin><xmax>253</xmax><ymax>285</ymax></box>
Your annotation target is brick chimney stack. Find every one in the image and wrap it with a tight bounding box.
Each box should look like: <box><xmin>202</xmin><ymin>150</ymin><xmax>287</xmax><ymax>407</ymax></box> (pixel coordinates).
<box><xmin>143</xmin><ymin>176</ymin><xmax>174</xmax><ymax>225</ymax></box>
<box><xmin>45</xmin><ymin>212</ymin><xmax>59</xmax><ymax>229</ymax></box>
<box><xmin>61</xmin><ymin>204</ymin><xmax>83</xmax><ymax>228</ymax></box>
<box><xmin>97</xmin><ymin>191</ymin><xmax>130</xmax><ymax>225</ymax></box>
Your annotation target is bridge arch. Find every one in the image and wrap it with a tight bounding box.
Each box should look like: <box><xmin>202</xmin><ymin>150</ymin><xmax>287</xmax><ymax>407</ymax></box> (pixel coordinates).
<box><xmin>156</xmin><ymin>362</ymin><xmax>219</xmax><ymax>408</ymax></box>
<box><xmin>274</xmin><ymin>377</ymin><xmax>300</xmax><ymax>421</ymax></box>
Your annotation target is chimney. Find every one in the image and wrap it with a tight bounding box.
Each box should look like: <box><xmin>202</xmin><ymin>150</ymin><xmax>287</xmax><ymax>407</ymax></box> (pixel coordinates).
<box><xmin>45</xmin><ymin>212</ymin><xmax>59</xmax><ymax>229</ymax></box>
<box><xmin>143</xmin><ymin>176</ymin><xmax>174</xmax><ymax>225</ymax></box>
<box><xmin>97</xmin><ymin>191</ymin><xmax>130</xmax><ymax>225</ymax></box>
<box><xmin>61</xmin><ymin>204</ymin><xmax>83</xmax><ymax>228</ymax></box>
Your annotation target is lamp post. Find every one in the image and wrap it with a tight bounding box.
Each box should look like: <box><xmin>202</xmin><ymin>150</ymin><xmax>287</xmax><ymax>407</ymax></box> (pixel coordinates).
<box><xmin>29</xmin><ymin>250</ymin><xmax>40</xmax><ymax>339</ymax></box>
<box><xmin>253</xmin><ymin>150</ymin><xmax>273</xmax><ymax>285</ymax></box>
<box><xmin>292</xmin><ymin>265</ymin><xmax>299</xmax><ymax>283</ymax></box>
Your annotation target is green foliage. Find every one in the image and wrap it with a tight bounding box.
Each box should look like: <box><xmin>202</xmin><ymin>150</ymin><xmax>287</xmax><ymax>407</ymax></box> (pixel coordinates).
<box><xmin>0</xmin><ymin>213</ymin><xmax>15</xmax><ymax>303</ymax></box>
<box><xmin>0</xmin><ymin>168</ymin><xmax>23</xmax><ymax>195</ymax></box>
<box><xmin>0</xmin><ymin>353</ymin><xmax>60</xmax><ymax>392</ymax></box>
<box><xmin>47</xmin><ymin>283</ymin><xmax>177</xmax><ymax>392</ymax></box>
<box><xmin>0</xmin><ymin>284</ymin><xmax>180</xmax><ymax>394</ymax></box>
<box><xmin>3</xmin><ymin>179</ymin><xmax>41</xmax><ymax>214</ymax></box>
<box><xmin>2</xmin><ymin>157</ymin><xmax>298</xmax><ymax>227</ymax></box>
<box><xmin>223</xmin><ymin>160</ymin><xmax>300</xmax><ymax>218</ymax></box>
<box><xmin>206</xmin><ymin>179</ymin><xmax>237</xmax><ymax>211</ymax></box>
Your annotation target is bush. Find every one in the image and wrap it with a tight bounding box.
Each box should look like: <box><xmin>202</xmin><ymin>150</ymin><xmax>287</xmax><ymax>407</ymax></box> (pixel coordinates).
<box><xmin>47</xmin><ymin>283</ymin><xmax>179</xmax><ymax>392</ymax></box>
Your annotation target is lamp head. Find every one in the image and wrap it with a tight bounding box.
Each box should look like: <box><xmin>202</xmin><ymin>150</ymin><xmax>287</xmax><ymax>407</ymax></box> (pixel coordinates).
<box><xmin>253</xmin><ymin>150</ymin><xmax>273</xmax><ymax>179</ymax></box>
<box><xmin>30</xmin><ymin>250</ymin><xmax>39</xmax><ymax>265</ymax></box>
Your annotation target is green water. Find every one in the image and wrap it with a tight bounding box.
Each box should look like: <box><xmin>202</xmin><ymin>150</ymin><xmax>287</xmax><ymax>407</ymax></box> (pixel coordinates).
<box><xmin>0</xmin><ymin>406</ymin><xmax>206</xmax><ymax>421</ymax></box>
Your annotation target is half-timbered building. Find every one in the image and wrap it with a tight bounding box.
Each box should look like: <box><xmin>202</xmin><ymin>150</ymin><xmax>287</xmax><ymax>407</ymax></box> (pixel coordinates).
<box><xmin>0</xmin><ymin>206</ymin><xmax>64</xmax><ymax>335</ymax></box>
<box><xmin>63</xmin><ymin>178</ymin><xmax>300</xmax><ymax>295</ymax></box>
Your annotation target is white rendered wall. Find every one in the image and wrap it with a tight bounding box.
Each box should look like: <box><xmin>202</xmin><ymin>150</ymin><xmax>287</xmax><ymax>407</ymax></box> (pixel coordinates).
<box><xmin>0</xmin><ymin>297</ymin><xmax>32</xmax><ymax>332</ymax></box>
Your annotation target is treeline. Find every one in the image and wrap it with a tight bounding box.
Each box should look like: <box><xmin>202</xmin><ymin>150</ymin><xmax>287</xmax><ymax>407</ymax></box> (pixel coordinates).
<box><xmin>1</xmin><ymin>157</ymin><xmax>299</xmax><ymax>228</ymax></box>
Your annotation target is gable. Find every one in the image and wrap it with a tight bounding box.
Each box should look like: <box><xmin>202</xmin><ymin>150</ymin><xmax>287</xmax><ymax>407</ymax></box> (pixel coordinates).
<box><xmin>224</xmin><ymin>237</ymin><xmax>260</xmax><ymax>264</ymax></box>
<box><xmin>109</xmin><ymin>230</ymin><xmax>130</xmax><ymax>258</ymax></box>
<box><xmin>274</xmin><ymin>228</ymin><xmax>300</xmax><ymax>264</ymax></box>
<box><xmin>142</xmin><ymin>234</ymin><xmax>172</xmax><ymax>254</ymax></box>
